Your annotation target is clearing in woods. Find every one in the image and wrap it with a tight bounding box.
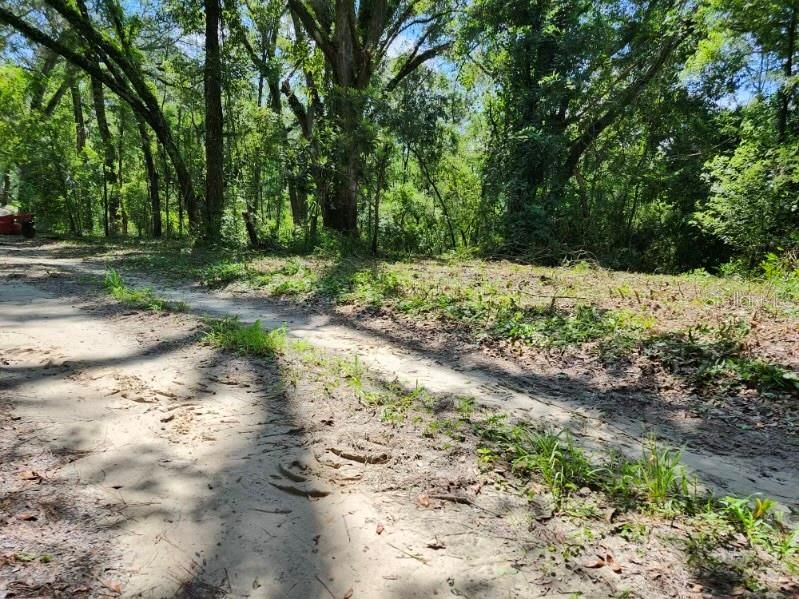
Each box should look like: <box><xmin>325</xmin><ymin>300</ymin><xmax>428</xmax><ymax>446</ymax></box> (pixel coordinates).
<box><xmin>1</xmin><ymin>241</ymin><xmax>798</xmax><ymax>598</ymax></box>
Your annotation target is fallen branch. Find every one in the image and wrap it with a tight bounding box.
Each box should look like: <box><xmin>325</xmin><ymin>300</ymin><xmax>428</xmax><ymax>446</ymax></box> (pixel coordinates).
<box><xmin>269</xmin><ymin>482</ymin><xmax>330</xmax><ymax>498</ymax></box>
<box><xmin>328</xmin><ymin>447</ymin><xmax>389</xmax><ymax>464</ymax></box>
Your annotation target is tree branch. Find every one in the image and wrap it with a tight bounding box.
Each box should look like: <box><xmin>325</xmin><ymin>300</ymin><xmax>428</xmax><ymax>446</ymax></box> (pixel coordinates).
<box><xmin>386</xmin><ymin>41</ymin><xmax>451</xmax><ymax>92</ymax></box>
<box><xmin>0</xmin><ymin>5</ymin><xmax>148</xmax><ymax>115</ymax></box>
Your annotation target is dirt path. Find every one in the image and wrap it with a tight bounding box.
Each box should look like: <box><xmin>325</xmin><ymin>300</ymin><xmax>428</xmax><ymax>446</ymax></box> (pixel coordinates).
<box><xmin>3</xmin><ymin>243</ymin><xmax>799</xmax><ymax>598</ymax></box>
<box><xmin>2</xmin><ymin>268</ymin><xmax>548</xmax><ymax>598</ymax></box>
<box><xmin>3</xmin><ymin>243</ymin><xmax>796</xmax><ymax>513</ymax></box>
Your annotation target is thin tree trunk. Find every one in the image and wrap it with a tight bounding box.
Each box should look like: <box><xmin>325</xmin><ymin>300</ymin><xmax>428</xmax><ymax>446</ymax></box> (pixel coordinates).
<box><xmin>91</xmin><ymin>77</ymin><xmax>121</xmax><ymax>236</ymax></box>
<box><xmin>161</xmin><ymin>147</ymin><xmax>171</xmax><ymax>238</ymax></box>
<box><xmin>137</xmin><ymin>119</ymin><xmax>161</xmax><ymax>237</ymax></box>
<box><xmin>413</xmin><ymin>148</ymin><xmax>456</xmax><ymax>249</ymax></box>
<box><xmin>204</xmin><ymin>0</ymin><xmax>224</xmax><ymax>242</ymax></box>
<box><xmin>0</xmin><ymin>172</ymin><xmax>10</xmax><ymax>206</ymax></box>
<box><xmin>778</xmin><ymin>0</ymin><xmax>798</xmax><ymax>141</ymax></box>
<box><xmin>372</xmin><ymin>143</ymin><xmax>390</xmax><ymax>256</ymax></box>
<box><xmin>70</xmin><ymin>75</ymin><xmax>92</xmax><ymax>233</ymax></box>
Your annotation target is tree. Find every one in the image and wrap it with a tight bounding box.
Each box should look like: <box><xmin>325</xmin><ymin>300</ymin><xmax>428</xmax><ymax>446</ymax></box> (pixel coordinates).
<box><xmin>287</xmin><ymin>0</ymin><xmax>457</xmax><ymax>234</ymax></box>
<box><xmin>204</xmin><ymin>0</ymin><xmax>224</xmax><ymax>242</ymax></box>
<box><xmin>464</xmin><ymin>0</ymin><xmax>695</xmax><ymax>246</ymax></box>
<box><xmin>0</xmin><ymin>0</ymin><xmax>200</xmax><ymax>232</ymax></box>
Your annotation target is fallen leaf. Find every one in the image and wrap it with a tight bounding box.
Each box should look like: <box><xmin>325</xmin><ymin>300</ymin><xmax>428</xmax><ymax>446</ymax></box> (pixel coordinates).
<box><xmin>103</xmin><ymin>580</ymin><xmax>122</xmax><ymax>594</ymax></box>
<box><xmin>17</xmin><ymin>470</ymin><xmax>41</xmax><ymax>481</ymax></box>
<box><xmin>16</xmin><ymin>513</ymin><xmax>38</xmax><ymax>521</ymax></box>
<box><xmin>416</xmin><ymin>494</ymin><xmax>431</xmax><ymax>508</ymax></box>
<box><xmin>604</xmin><ymin>553</ymin><xmax>622</xmax><ymax>574</ymax></box>
<box><xmin>584</xmin><ymin>559</ymin><xmax>606</xmax><ymax>569</ymax></box>
<box><xmin>376</xmin><ymin>523</ymin><xmax>385</xmax><ymax>535</ymax></box>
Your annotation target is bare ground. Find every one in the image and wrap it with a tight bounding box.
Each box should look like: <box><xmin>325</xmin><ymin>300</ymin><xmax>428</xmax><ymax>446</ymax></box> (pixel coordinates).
<box><xmin>1</xmin><ymin>241</ymin><xmax>798</xmax><ymax>598</ymax></box>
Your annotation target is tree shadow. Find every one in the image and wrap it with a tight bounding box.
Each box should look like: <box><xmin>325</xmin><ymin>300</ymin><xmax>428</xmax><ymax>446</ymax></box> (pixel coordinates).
<box><xmin>0</xmin><ymin>277</ymin><xmax>329</xmax><ymax>598</ymax></box>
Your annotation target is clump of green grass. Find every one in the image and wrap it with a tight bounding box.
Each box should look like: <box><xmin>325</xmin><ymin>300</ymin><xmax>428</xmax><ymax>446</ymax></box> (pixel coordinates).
<box><xmin>615</xmin><ymin>440</ymin><xmax>692</xmax><ymax>511</ymax></box>
<box><xmin>104</xmin><ymin>270</ymin><xmax>187</xmax><ymax>312</ymax></box>
<box><xmin>200</xmin><ymin>261</ymin><xmax>253</xmax><ymax>288</ymax></box>
<box><xmin>203</xmin><ymin>317</ymin><xmax>287</xmax><ymax>356</ymax></box>
<box><xmin>512</xmin><ymin>430</ymin><xmax>600</xmax><ymax>500</ymax></box>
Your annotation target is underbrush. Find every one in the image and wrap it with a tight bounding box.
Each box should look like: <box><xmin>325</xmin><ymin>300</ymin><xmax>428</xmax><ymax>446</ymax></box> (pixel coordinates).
<box><xmin>638</xmin><ymin>321</ymin><xmax>799</xmax><ymax>394</ymax></box>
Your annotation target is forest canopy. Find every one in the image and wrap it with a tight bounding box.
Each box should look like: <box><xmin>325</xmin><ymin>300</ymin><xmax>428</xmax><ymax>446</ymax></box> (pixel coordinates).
<box><xmin>0</xmin><ymin>0</ymin><xmax>797</xmax><ymax>273</ymax></box>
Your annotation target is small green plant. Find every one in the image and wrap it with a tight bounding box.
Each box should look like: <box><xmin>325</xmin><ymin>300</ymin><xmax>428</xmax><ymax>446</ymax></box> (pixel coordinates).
<box><xmin>204</xmin><ymin>317</ymin><xmax>287</xmax><ymax>356</ymax></box>
<box><xmin>627</xmin><ymin>439</ymin><xmax>691</xmax><ymax>509</ymax></box>
<box><xmin>455</xmin><ymin>396</ymin><xmax>476</xmax><ymax>418</ymax></box>
<box><xmin>720</xmin><ymin>495</ymin><xmax>775</xmax><ymax>544</ymax></box>
<box><xmin>775</xmin><ymin>528</ymin><xmax>799</xmax><ymax>561</ymax></box>
<box><xmin>476</xmin><ymin>446</ymin><xmax>499</xmax><ymax>466</ymax></box>
<box><xmin>104</xmin><ymin>269</ymin><xmax>187</xmax><ymax>312</ymax></box>
<box><xmin>507</xmin><ymin>429</ymin><xmax>598</xmax><ymax>500</ymax></box>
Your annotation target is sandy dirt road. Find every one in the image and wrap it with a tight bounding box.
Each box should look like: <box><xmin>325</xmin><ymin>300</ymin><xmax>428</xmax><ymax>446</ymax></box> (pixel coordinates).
<box><xmin>0</xmin><ymin>251</ymin><xmax>587</xmax><ymax>598</ymax></box>
<box><xmin>1</xmin><ymin>243</ymin><xmax>797</xmax><ymax>598</ymax></box>
<box><xmin>2</xmin><ymin>242</ymin><xmax>797</xmax><ymax>512</ymax></box>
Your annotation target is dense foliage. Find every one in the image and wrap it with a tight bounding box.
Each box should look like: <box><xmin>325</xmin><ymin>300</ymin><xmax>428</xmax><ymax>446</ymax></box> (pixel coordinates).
<box><xmin>0</xmin><ymin>0</ymin><xmax>797</xmax><ymax>273</ymax></box>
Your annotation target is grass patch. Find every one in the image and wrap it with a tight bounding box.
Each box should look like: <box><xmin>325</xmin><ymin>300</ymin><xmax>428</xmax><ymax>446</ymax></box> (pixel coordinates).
<box><xmin>641</xmin><ymin>322</ymin><xmax>799</xmax><ymax>394</ymax></box>
<box><xmin>104</xmin><ymin>270</ymin><xmax>187</xmax><ymax>312</ymax></box>
<box><xmin>345</xmin><ymin>374</ymin><xmax>798</xmax><ymax>564</ymax></box>
<box><xmin>203</xmin><ymin>317</ymin><xmax>287</xmax><ymax>356</ymax></box>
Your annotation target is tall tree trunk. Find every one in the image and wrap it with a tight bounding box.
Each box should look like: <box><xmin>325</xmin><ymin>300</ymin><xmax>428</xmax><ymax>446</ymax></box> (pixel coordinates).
<box><xmin>137</xmin><ymin>119</ymin><xmax>161</xmax><ymax>237</ymax></box>
<box><xmin>161</xmin><ymin>147</ymin><xmax>171</xmax><ymax>238</ymax></box>
<box><xmin>118</xmin><ymin>105</ymin><xmax>129</xmax><ymax>235</ymax></box>
<box><xmin>91</xmin><ymin>77</ymin><xmax>121</xmax><ymax>235</ymax></box>
<box><xmin>204</xmin><ymin>0</ymin><xmax>224</xmax><ymax>242</ymax></box>
<box><xmin>778</xmin><ymin>0</ymin><xmax>798</xmax><ymax>141</ymax></box>
<box><xmin>70</xmin><ymin>78</ymin><xmax>87</xmax><ymax>152</ymax></box>
<box><xmin>70</xmin><ymin>75</ymin><xmax>92</xmax><ymax>232</ymax></box>
<box><xmin>325</xmin><ymin>94</ymin><xmax>359</xmax><ymax>234</ymax></box>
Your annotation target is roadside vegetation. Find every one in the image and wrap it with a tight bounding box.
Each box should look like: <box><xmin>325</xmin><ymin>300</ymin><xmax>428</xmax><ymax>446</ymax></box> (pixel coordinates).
<box><xmin>102</xmin><ymin>246</ymin><xmax>799</xmax><ymax>403</ymax></box>
<box><xmin>103</xmin><ymin>269</ymin><xmax>187</xmax><ymax>313</ymax></box>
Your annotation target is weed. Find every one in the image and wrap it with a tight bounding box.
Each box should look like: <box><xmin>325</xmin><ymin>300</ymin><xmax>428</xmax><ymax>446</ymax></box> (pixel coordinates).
<box><xmin>626</xmin><ymin>439</ymin><xmax>691</xmax><ymax>510</ymax></box>
<box><xmin>455</xmin><ymin>396</ymin><xmax>476</xmax><ymax>418</ymax></box>
<box><xmin>201</xmin><ymin>261</ymin><xmax>251</xmax><ymax>288</ymax></box>
<box><xmin>104</xmin><ymin>270</ymin><xmax>187</xmax><ymax>312</ymax></box>
<box><xmin>203</xmin><ymin>317</ymin><xmax>287</xmax><ymax>356</ymax></box>
<box><xmin>721</xmin><ymin>496</ymin><xmax>775</xmax><ymax>545</ymax></box>
<box><xmin>476</xmin><ymin>446</ymin><xmax>499</xmax><ymax>466</ymax></box>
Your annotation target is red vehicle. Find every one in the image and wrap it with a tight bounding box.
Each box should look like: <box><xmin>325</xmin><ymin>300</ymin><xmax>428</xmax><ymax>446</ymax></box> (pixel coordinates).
<box><xmin>0</xmin><ymin>208</ymin><xmax>35</xmax><ymax>238</ymax></box>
